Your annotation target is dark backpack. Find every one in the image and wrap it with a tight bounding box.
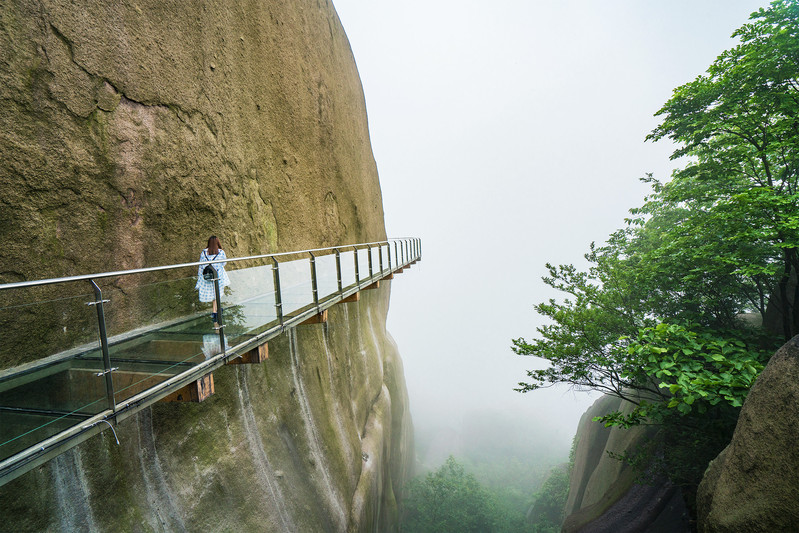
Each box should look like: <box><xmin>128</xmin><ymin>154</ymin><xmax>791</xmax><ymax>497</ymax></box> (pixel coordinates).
<box><xmin>202</xmin><ymin>251</ymin><xmax>219</xmax><ymax>281</ymax></box>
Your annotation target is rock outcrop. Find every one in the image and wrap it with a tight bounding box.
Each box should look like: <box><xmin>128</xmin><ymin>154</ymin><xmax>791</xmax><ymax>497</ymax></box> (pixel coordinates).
<box><xmin>0</xmin><ymin>0</ymin><xmax>385</xmax><ymax>280</ymax></box>
<box><xmin>697</xmin><ymin>335</ymin><xmax>799</xmax><ymax>532</ymax></box>
<box><xmin>0</xmin><ymin>1</ymin><xmax>412</xmax><ymax>531</ymax></box>
<box><xmin>562</xmin><ymin>395</ymin><xmax>690</xmax><ymax>533</ymax></box>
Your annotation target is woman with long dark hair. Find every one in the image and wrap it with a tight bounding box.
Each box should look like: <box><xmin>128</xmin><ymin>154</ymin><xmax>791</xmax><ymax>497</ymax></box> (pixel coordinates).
<box><xmin>195</xmin><ymin>235</ymin><xmax>230</xmax><ymax>323</ymax></box>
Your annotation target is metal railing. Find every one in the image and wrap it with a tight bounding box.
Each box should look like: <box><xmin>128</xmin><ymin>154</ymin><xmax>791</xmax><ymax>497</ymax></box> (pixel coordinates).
<box><xmin>0</xmin><ymin>237</ymin><xmax>420</xmax><ymax>486</ymax></box>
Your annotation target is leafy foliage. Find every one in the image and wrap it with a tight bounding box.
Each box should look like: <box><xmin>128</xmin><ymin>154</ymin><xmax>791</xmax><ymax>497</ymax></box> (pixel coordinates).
<box><xmin>647</xmin><ymin>0</ymin><xmax>799</xmax><ymax>338</ymax></box>
<box><xmin>515</xmin><ymin>0</ymin><xmax>796</xmax><ymax>424</ymax></box>
<box><xmin>400</xmin><ymin>456</ymin><xmax>528</xmax><ymax>533</ymax></box>
<box><xmin>593</xmin><ymin>323</ymin><xmax>776</xmax><ymax>428</ymax></box>
<box><xmin>527</xmin><ymin>463</ymin><xmax>570</xmax><ymax>533</ymax></box>
<box><xmin>514</xmin><ymin>0</ymin><xmax>798</xmax><ymax>517</ymax></box>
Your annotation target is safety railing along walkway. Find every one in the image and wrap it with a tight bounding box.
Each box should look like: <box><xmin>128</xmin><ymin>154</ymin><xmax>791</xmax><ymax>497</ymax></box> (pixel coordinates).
<box><xmin>0</xmin><ymin>238</ymin><xmax>421</xmax><ymax>486</ymax></box>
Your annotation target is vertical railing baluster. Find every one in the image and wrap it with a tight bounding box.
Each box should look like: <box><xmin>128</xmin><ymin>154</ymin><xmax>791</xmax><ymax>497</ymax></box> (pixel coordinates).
<box><xmin>309</xmin><ymin>251</ymin><xmax>319</xmax><ymax>311</ymax></box>
<box><xmin>387</xmin><ymin>242</ymin><xmax>393</xmax><ymax>271</ymax></box>
<box><xmin>89</xmin><ymin>280</ymin><xmax>116</xmax><ymax>415</ymax></box>
<box><xmin>212</xmin><ymin>274</ymin><xmax>226</xmax><ymax>353</ymax></box>
<box><xmin>378</xmin><ymin>243</ymin><xmax>384</xmax><ymax>274</ymax></box>
<box><xmin>272</xmin><ymin>257</ymin><xmax>283</xmax><ymax>326</ymax></box>
<box><xmin>366</xmin><ymin>244</ymin><xmax>373</xmax><ymax>281</ymax></box>
<box><xmin>353</xmin><ymin>246</ymin><xmax>360</xmax><ymax>288</ymax></box>
<box><xmin>335</xmin><ymin>248</ymin><xmax>343</xmax><ymax>295</ymax></box>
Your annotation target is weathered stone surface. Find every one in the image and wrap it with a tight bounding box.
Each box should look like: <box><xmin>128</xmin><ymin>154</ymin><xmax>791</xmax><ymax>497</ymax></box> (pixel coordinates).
<box><xmin>0</xmin><ymin>0</ymin><xmax>385</xmax><ymax>281</ymax></box>
<box><xmin>697</xmin><ymin>336</ymin><xmax>799</xmax><ymax>532</ymax></box>
<box><xmin>563</xmin><ymin>395</ymin><xmax>690</xmax><ymax>533</ymax></box>
<box><xmin>0</xmin><ymin>1</ymin><xmax>411</xmax><ymax>531</ymax></box>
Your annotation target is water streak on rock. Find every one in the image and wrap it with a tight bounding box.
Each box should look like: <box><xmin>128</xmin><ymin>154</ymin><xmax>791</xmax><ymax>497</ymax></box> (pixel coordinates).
<box><xmin>288</xmin><ymin>328</ymin><xmax>348</xmax><ymax>530</ymax></box>
<box><xmin>52</xmin><ymin>449</ymin><xmax>97</xmax><ymax>532</ymax></box>
<box><xmin>236</xmin><ymin>368</ymin><xmax>295</xmax><ymax>532</ymax></box>
<box><xmin>137</xmin><ymin>409</ymin><xmax>187</xmax><ymax>532</ymax></box>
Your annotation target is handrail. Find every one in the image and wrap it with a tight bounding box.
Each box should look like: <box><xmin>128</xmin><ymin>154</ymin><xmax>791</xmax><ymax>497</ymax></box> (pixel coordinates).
<box><xmin>0</xmin><ymin>238</ymin><xmax>408</xmax><ymax>292</ymax></box>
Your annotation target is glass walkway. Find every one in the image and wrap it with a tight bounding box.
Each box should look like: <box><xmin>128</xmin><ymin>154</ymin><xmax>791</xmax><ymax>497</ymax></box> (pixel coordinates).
<box><xmin>0</xmin><ymin>238</ymin><xmax>420</xmax><ymax>486</ymax></box>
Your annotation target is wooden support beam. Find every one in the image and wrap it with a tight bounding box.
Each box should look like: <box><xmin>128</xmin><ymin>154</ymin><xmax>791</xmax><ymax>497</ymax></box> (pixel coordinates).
<box><xmin>300</xmin><ymin>309</ymin><xmax>328</xmax><ymax>325</ymax></box>
<box><xmin>227</xmin><ymin>343</ymin><xmax>268</xmax><ymax>365</ymax></box>
<box><xmin>382</xmin><ymin>273</ymin><xmax>394</xmax><ymax>281</ymax></box>
<box><xmin>363</xmin><ymin>280</ymin><xmax>380</xmax><ymax>291</ymax></box>
<box><xmin>340</xmin><ymin>292</ymin><xmax>360</xmax><ymax>303</ymax></box>
<box><xmin>160</xmin><ymin>374</ymin><xmax>215</xmax><ymax>403</ymax></box>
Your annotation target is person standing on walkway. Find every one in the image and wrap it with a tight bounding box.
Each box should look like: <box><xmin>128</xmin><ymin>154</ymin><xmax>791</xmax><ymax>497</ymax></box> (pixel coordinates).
<box><xmin>195</xmin><ymin>235</ymin><xmax>230</xmax><ymax>324</ymax></box>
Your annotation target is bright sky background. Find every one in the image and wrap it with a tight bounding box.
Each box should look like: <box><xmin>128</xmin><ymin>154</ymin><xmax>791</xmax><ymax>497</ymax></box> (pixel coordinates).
<box><xmin>333</xmin><ymin>0</ymin><xmax>772</xmax><ymax>464</ymax></box>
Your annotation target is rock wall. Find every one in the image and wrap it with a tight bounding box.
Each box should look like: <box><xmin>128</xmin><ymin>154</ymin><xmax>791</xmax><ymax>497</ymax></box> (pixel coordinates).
<box><xmin>697</xmin><ymin>335</ymin><xmax>799</xmax><ymax>532</ymax></box>
<box><xmin>0</xmin><ymin>0</ymin><xmax>385</xmax><ymax>280</ymax></box>
<box><xmin>562</xmin><ymin>395</ymin><xmax>689</xmax><ymax>533</ymax></box>
<box><xmin>0</xmin><ymin>1</ymin><xmax>413</xmax><ymax>531</ymax></box>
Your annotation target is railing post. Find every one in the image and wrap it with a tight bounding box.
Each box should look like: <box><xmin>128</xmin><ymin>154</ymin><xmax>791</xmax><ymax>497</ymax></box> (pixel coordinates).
<box><xmin>353</xmin><ymin>246</ymin><xmax>360</xmax><ymax>288</ymax></box>
<box><xmin>378</xmin><ymin>243</ymin><xmax>384</xmax><ymax>274</ymax></box>
<box><xmin>394</xmin><ymin>241</ymin><xmax>399</xmax><ymax>269</ymax></box>
<box><xmin>387</xmin><ymin>242</ymin><xmax>393</xmax><ymax>271</ymax></box>
<box><xmin>366</xmin><ymin>244</ymin><xmax>373</xmax><ymax>280</ymax></box>
<box><xmin>335</xmin><ymin>248</ymin><xmax>343</xmax><ymax>295</ymax></box>
<box><xmin>212</xmin><ymin>274</ymin><xmax>226</xmax><ymax>353</ymax></box>
<box><xmin>272</xmin><ymin>257</ymin><xmax>283</xmax><ymax>326</ymax></box>
<box><xmin>309</xmin><ymin>251</ymin><xmax>320</xmax><ymax>311</ymax></box>
<box><xmin>89</xmin><ymin>280</ymin><xmax>116</xmax><ymax>415</ymax></box>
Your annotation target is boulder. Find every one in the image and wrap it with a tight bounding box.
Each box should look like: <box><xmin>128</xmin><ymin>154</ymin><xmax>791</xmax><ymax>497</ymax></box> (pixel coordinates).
<box><xmin>697</xmin><ymin>335</ymin><xmax>799</xmax><ymax>532</ymax></box>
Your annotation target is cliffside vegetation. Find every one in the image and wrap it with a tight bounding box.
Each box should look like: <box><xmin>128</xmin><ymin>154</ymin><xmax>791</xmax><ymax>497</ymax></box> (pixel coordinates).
<box><xmin>400</xmin><ymin>456</ymin><xmax>531</xmax><ymax>533</ymax></box>
<box><xmin>513</xmin><ymin>0</ymin><xmax>798</xmax><ymax>519</ymax></box>
<box><xmin>402</xmin><ymin>412</ymin><xmax>566</xmax><ymax>532</ymax></box>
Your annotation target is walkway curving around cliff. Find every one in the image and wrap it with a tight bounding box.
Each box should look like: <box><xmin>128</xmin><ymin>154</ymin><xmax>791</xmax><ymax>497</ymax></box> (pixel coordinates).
<box><xmin>0</xmin><ymin>238</ymin><xmax>421</xmax><ymax>487</ymax></box>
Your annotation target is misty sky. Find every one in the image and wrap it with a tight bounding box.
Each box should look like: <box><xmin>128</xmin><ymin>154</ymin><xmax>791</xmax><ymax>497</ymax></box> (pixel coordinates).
<box><xmin>333</xmin><ymin>0</ymin><xmax>772</xmax><ymax>460</ymax></box>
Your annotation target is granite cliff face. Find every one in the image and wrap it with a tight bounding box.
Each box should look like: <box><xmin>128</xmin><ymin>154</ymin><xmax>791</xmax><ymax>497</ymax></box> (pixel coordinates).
<box><xmin>562</xmin><ymin>396</ymin><xmax>689</xmax><ymax>533</ymax></box>
<box><xmin>0</xmin><ymin>1</ymin><xmax>412</xmax><ymax>531</ymax></box>
<box><xmin>1</xmin><ymin>0</ymin><xmax>385</xmax><ymax>278</ymax></box>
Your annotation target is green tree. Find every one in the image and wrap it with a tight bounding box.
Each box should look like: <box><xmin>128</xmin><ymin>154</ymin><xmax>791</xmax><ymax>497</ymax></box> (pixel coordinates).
<box><xmin>514</xmin><ymin>0</ymin><xmax>795</xmax><ymax>431</ymax></box>
<box><xmin>514</xmin><ymin>0</ymin><xmax>796</xmax><ymax>512</ymax></box>
<box><xmin>647</xmin><ymin>0</ymin><xmax>799</xmax><ymax>338</ymax></box>
<box><xmin>400</xmin><ymin>456</ymin><xmax>516</xmax><ymax>533</ymax></box>
<box><xmin>401</xmin><ymin>456</ymin><xmax>492</xmax><ymax>533</ymax></box>
<box><xmin>527</xmin><ymin>463</ymin><xmax>570</xmax><ymax>533</ymax></box>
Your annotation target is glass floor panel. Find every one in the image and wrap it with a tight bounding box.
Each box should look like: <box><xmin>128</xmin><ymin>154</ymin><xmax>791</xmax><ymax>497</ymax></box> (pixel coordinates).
<box><xmin>0</xmin><ymin>411</ymin><xmax>85</xmax><ymax>462</ymax></box>
<box><xmin>0</xmin><ymin>359</ymin><xmax>109</xmax><ymax>416</ymax></box>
